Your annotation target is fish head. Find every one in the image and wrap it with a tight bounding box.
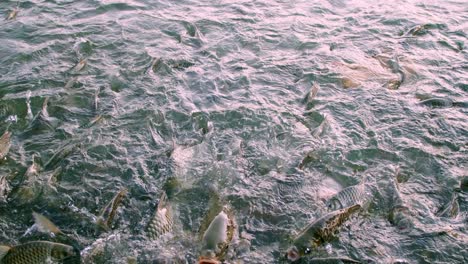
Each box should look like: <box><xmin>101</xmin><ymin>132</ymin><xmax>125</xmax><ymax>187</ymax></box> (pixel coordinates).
<box><xmin>285</xmin><ymin>245</ymin><xmax>312</xmax><ymax>262</ymax></box>
<box><xmin>198</xmin><ymin>253</ymin><xmax>220</xmax><ymax>264</ymax></box>
<box><xmin>325</xmin><ymin>197</ymin><xmax>341</xmax><ymax>211</ymax></box>
<box><xmin>51</xmin><ymin>244</ymin><xmax>78</xmax><ymax>260</ymax></box>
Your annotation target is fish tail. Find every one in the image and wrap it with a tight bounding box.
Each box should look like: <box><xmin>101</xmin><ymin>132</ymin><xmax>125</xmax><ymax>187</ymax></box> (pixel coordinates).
<box><xmin>157</xmin><ymin>192</ymin><xmax>169</xmax><ymax>211</ymax></box>
<box><xmin>0</xmin><ymin>245</ymin><xmax>11</xmax><ymax>260</ymax></box>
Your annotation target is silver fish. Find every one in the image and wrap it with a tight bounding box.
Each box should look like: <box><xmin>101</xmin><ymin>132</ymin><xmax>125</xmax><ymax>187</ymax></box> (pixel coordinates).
<box><xmin>26</xmin><ymin>90</ymin><xmax>33</xmax><ymax>120</ymax></box>
<box><xmin>0</xmin><ymin>241</ymin><xmax>79</xmax><ymax>264</ymax></box>
<box><xmin>312</xmin><ymin>115</ymin><xmax>329</xmax><ymax>138</ymax></box>
<box><xmin>0</xmin><ymin>130</ymin><xmax>11</xmax><ymax>160</ymax></box>
<box><xmin>71</xmin><ymin>59</ymin><xmax>87</xmax><ymax>73</ymax></box>
<box><xmin>286</xmin><ymin>204</ymin><xmax>361</xmax><ymax>262</ymax></box>
<box><xmin>326</xmin><ymin>183</ymin><xmax>370</xmax><ymax>211</ymax></box>
<box><xmin>81</xmin><ymin>115</ymin><xmax>104</xmax><ymax>129</ymax></box>
<box><xmin>94</xmin><ymin>87</ymin><xmax>99</xmax><ymax>111</ymax></box>
<box><xmin>305</xmin><ymin>82</ymin><xmax>320</xmax><ymax>104</ymax></box>
<box><xmin>147</xmin><ymin>192</ymin><xmax>173</xmax><ymax>239</ymax></box>
<box><xmin>420</xmin><ymin>97</ymin><xmax>453</xmax><ymax>108</ymax></box>
<box><xmin>96</xmin><ymin>188</ymin><xmax>127</xmax><ymax>231</ymax></box>
<box><xmin>44</xmin><ymin>143</ymin><xmax>76</xmax><ymax>170</ymax></box>
<box><xmin>199</xmin><ymin>206</ymin><xmax>236</xmax><ymax>264</ymax></box>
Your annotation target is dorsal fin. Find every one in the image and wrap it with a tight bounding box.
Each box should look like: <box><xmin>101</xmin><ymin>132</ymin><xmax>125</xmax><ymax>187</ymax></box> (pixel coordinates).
<box><xmin>33</xmin><ymin>212</ymin><xmax>62</xmax><ymax>235</ymax></box>
<box><xmin>157</xmin><ymin>192</ymin><xmax>169</xmax><ymax>211</ymax></box>
<box><xmin>0</xmin><ymin>245</ymin><xmax>11</xmax><ymax>260</ymax></box>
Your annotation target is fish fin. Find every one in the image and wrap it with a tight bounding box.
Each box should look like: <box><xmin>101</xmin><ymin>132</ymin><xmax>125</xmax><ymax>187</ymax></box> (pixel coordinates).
<box><xmin>157</xmin><ymin>192</ymin><xmax>170</xmax><ymax>211</ymax></box>
<box><xmin>0</xmin><ymin>245</ymin><xmax>11</xmax><ymax>260</ymax></box>
<box><xmin>33</xmin><ymin>212</ymin><xmax>62</xmax><ymax>235</ymax></box>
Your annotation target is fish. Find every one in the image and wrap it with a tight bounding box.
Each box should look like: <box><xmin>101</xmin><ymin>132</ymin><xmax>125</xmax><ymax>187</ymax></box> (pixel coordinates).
<box><xmin>305</xmin><ymin>82</ymin><xmax>320</xmax><ymax>104</ymax></box>
<box><xmin>96</xmin><ymin>188</ymin><xmax>128</xmax><ymax>231</ymax></box>
<box><xmin>0</xmin><ymin>175</ymin><xmax>11</xmax><ymax>202</ymax></box>
<box><xmin>407</xmin><ymin>24</ymin><xmax>429</xmax><ymax>36</ymax></box>
<box><xmin>419</xmin><ymin>97</ymin><xmax>453</xmax><ymax>108</ymax></box>
<box><xmin>94</xmin><ymin>87</ymin><xmax>100</xmax><ymax>111</ymax></box>
<box><xmin>286</xmin><ymin>204</ymin><xmax>361</xmax><ymax>262</ymax></box>
<box><xmin>0</xmin><ymin>130</ymin><xmax>11</xmax><ymax>160</ymax></box>
<box><xmin>388</xmin><ymin>170</ymin><xmax>413</xmax><ymax>230</ymax></box>
<box><xmin>199</xmin><ymin>206</ymin><xmax>236</xmax><ymax>264</ymax></box>
<box><xmin>33</xmin><ymin>212</ymin><xmax>64</xmax><ymax>236</ymax></box>
<box><xmin>26</xmin><ymin>90</ymin><xmax>33</xmax><ymax>120</ymax></box>
<box><xmin>64</xmin><ymin>77</ymin><xmax>78</xmax><ymax>89</ymax></box>
<box><xmin>6</xmin><ymin>7</ymin><xmax>19</xmax><ymax>21</ymax></box>
<box><xmin>436</xmin><ymin>192</ymin><xmax>459</xmax><ymax>218</ymax></box>
<box><xmin>326</xmin><ymin>183</ymin><xmax>370</xmax><ymax>211</ymax></box>
<box><xmin>298</xmin><ymin>151</ymin><xmax>320</xmax><ymax>170</ymax></box>
<box><xmin>81</xmin><ymin>115</ymin><xmax>103</xmax><ymax>129</ymax></box>
<box><xmin>386</xmin><ymin>79</ymin><xmax>401</xmax><ymax>90</ymax></box>
<box><xmin>27</xmin><ymin>97</ymin><xmax>54</xmax><ymax>132</ymax></box>
<box><xmin>43</xmin><ymin>143</ymin><xmax>76</xmax><ymax>170</ymax></box>
<box><xmin>71</xmin><ymin>59</ymin><xmax>87</xmax><ymax>73</ymax></box>
<box><xmin>0</xmin><ymin>241</ymin><xmax>79</xmax><ymax>264</ymax></box>
<box><xmin>312</xmin><ymin>115</ymin><xmax>329</xmax><ymax>138</ymax></box>
<box><xmin>147</xmin><ymin>192</ymin><xmax>173</xmax><ymax>239</ymax></box>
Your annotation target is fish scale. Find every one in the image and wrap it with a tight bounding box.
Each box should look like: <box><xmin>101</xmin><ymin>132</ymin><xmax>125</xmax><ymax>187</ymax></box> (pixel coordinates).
<box><xmin>147</xmin><ymin>192</ymin><xmax>174</xmax><ymax>239</ymax></box>
<box><xmin>326</xmin><ymin>184</ymin><xmax>369</xmax><ymax>211</ymax></box>
<box><xmin>0</xmin><ymin>241</ymin><xmax>77</xmax><ymax>264</ymax></box>
<box><xmin>286</xmin><ymin>204</ymin><xmax>361</xmax><ymax>262</ymax></box>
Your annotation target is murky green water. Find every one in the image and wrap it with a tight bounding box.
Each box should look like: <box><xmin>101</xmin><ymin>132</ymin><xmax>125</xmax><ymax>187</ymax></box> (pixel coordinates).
<box><xmin>0</xmin><ymin>0</ymin><xmax>467</xmax><ymax>263</ymax></box>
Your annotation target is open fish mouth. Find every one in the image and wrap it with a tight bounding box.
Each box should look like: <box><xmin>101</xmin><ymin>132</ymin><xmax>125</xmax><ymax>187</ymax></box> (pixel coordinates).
<box><xmin>198</xmin><ymin>256</ymin><xmax>221</xmax><ymax>264</ymax></box>
<box><xmin>286</xmin><ymin>246</ymin><xmax>300</xmax><ymax>262</ymax></box>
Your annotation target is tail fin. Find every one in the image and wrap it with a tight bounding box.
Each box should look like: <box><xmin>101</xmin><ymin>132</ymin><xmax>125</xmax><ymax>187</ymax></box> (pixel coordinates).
<box><xmin>33</xmin><ymin>212</ymin><xmax>63</xmax><ymax>236</ymax></box>
<box><xmin>0</xmin><ymin>245</ymin><xmax>11</xmax><ymax>260</ymax></box>
<box><xmin>157</xmin><ymin>192</ymin><xmax>169</xmax><ymax>211</ymax></box>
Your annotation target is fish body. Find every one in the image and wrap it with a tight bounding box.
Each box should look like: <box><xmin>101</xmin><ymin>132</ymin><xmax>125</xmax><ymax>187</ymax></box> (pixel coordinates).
<box><xmin>71</xmin><ymin>59</ymin><xmax>87</xmax><ymax>73</ymax></box>
<box><xmin>147</xmin><ymin>192</ymin><xmax>173</xmax><ymax>239</ymax></box>
<box><xmin>26</xmin><ymin>90</ymin><xmax>33</xmax><ymax>120</ymax></box>
<box><xmin>44</xmin><ymin>143</ymin><xmax>76</xmax><ymax>170</ymax></box>
<box><xmin>199</xmin><ymin>207</ymin><xmax>236</xmax><ymax>264</ymax></box>
<box><xmin>0</xmin><ymin>241</ymin><xmax>78</xmax><ymax>264</ymax></box>
<box><xmin>0</xmin><ymin>131</ymin><xmax>11</xmax><ymax>160</ymax></box>
<box><xmin>436</xmin><ymin>193</ymin><xmax>459</xmax><ymax>218</ymax></box>
<box><xmin>64</xmin><ymin>77</ymin><xmax>78</xmax><ymax>89</ymax></box>
<box><xmin>33</xmin><ymin>212</ymin><xmax>63</xmax><ymax>236</ymax></box>
<box><xmin>6</xmin><ymin>8</ymin><xmax>18</xmax><ymax>20</ymax></box>
<box><xmin>286</xmin><ymin>205</ymin><xmax>361</xmax><ymax>262</ymax></box>
<box><xmin>313</xmin><ymin>116</ymin><xmax>329</xmax><ymax>138</ymax></box>
<box><xmin>28</xmin><ymin>97</ymin><xmax>54</xmax><ymax>132</ymax></box>
<box><xmin>96</xmin><ymin>188</ymin><xmax>127</xmax><ymax>231</ymax></box>
<box><xmin>326</xmin><ymin>184</ymin><xmax>370</xmax><ymax>211</ymax></box>
<box><xmin>305</xmin><ymin>82</ymin><xmax>320</xmax><ymax>104</ymax></box>
<box><xmin>0</xmin><ymin>175</ymin><xmax>11</xmax><ymax>202</ymax></box>
<box><xmin>420</xmin><ymin>97</ymin><xmax>453</xmax><ymax>108</ymax></box>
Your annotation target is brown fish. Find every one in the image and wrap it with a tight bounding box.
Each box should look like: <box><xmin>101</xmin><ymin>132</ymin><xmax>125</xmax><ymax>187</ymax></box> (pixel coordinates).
<box><xmin>6</xmin><ymin>8</ymin><xmax>19</xmax><ymax>21</ymax></box>
<box><xmin>0</xmin><ymin>241</ymin><xmax>78</xmax><ymax>264</ymax></box>
<box><xmin>147</xmin><ymin>192</ymin><xmax>173</xmax><ymax>239</ymax></box>
<box><xmin>96</xmin><ymin>188</ymin><xmax>128</xmax><ymax>231</ymax></box>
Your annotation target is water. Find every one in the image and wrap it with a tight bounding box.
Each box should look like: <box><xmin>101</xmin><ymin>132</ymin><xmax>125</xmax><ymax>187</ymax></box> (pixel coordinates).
<box><xmin>0</xmin><ymin>0</ymin><xmax>467</xmax><ymax>263</ymax></box>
